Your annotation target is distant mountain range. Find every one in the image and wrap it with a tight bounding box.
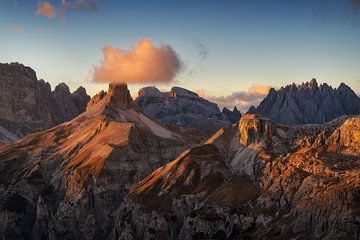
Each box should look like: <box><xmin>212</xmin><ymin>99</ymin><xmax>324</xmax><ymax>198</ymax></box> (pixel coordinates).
<box><xmin>248</xmin><ymin>78</ymin><xmax>360</xmax><ymax>125</ymax></box>
<box><xmin>0</xmin><ymin>63</ymin><xmax>90</xmax><ymax>143</ymax></box>
<box><xmin>1</xmin><ymin>85</ymin><xmax>359</xmax><ymax>238</ymax></box>
<box><xmin>2</xmin><ymin>63</ymin><xmax>359</xmax><ymax>145</ymax></box>
<box><xmin>0</xmin><ymin>62</ymin><xmax>359</xmax><ymax>239</ymax></box>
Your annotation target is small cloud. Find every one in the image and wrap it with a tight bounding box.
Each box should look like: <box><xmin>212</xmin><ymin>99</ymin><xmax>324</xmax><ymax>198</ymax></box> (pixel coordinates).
<box><xmin>11</xmin><ymin>24</ymin><xmax>26</xmax><ymax>33</ymax></box>
<box><xmin>61</xmin><ymin>0</ymin><xmax>99</xmax><ymax>12</ymax></box>
<box><xmin>195</xmin><ymin>84</ymin><xmax>272</xmax><ymax>113</ymax></box>
<box><xmin>248</xmin><ymin>84</ymin><xmax>271</xmax><ymax>95</ymax></box>
<box><xmin>36</xmin><ymin>1</ymin><xmax>55</xmax><ymax>19</ymax></box>
<box><xmin>93</xmin><ymin>39</ymin><xmax>183</xmax><ymax>84</ymax></box>
<box><xmin>34</xmin><ymin>0</ymin><xmax>98</xmax><ymax>21</ymax></box>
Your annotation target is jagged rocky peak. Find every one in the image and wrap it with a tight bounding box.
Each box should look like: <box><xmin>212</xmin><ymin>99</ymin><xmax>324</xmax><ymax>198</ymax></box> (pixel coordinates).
<box><xmin>54</xmin><ymin>82</ymin><xmax>71</xmax><ymax>96</ymax></box>
<box><xmin>246</xmin><ymin>105</ymin><xmax>257</xmax><ymax>114</ymax></box>
<box><xmin>309</xmin><ymin>77</ymin><xmax>318</xmax><ymax>87</ymax></box>
<box><xmin>169</xmin><ymin>86</ymin><xmax>200</xmax><ymax>99</ymax></box>
<box><xmin>233</xmin><ymin>106</ymin><xmax>240</xmax><ymax>113</ymax></box>
<box><xmin>107</xmin><ymin>83</ymin><xmax>133</xmax><ymax>109</ymax></box>
<box><xmin>72</xmin><ymin>86</ymin><xmax>89</xmax><ymax>101</ymax></box>
<box><xmin>0</xmin><ymin>62</ymin><xmax>90</xmax><ymax>140</ymax></box>
<box><xmin>86</xmin><ymin>83</ymin><xmax>133</xmax><ymax>111</ymax></box>
<box><xmin>138</xmin><ymin>86</ymin><xmax>165</xmax><ymax>98</ymax></box>
<box><xmin>303</xmin><ymin>78</ymin><xmax>318</xmax><ymax>88</ymax></box>
<box><xmin>221</xmin><ymin>106</ymin><xmax>242</xmax><ymax>123</ymax></box>
<box><xmin>0</xmin><ymin>62</ymin><xmax>37</xmax><ymax>82</ymax></box>
<box><xmin>249</xmin><ymin>79</ymin><xmax>360</xmax><ymax>125</ymax></box>
<box><xmin>338</xmin><ymin>82</ymin><xmax>352</xmax><ymax>92</ymax></box>
<box><xmin>86</xmin><ymin>90</ymin><xmax>107</xmax><ymax>110</ymax></box>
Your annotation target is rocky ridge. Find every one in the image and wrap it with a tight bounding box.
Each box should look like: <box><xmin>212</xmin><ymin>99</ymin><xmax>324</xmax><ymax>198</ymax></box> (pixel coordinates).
<box><xmin>248</xmin><ymin>78</ymin><xmax>360</xmax><ymax>125</ymax></box>
<box><xmin>0</xmin><ymin>62</ymin><xmax>90</xmax><ymax>140</ymax></box>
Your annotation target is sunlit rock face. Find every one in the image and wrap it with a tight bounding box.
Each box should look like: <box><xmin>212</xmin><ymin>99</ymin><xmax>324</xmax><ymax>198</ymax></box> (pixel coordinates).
<box><xmin>249</xmin><ymin>79</ymin><xmax>360</xmax><ymax>125</ymax></box>
<box><xmin>116</xmin><ymin>114</ymin><xmax>360</xmax><ymax>240</ymax></box>
<box><xmin>107</xmin><ymin>83</ymin><xmax>133</xmax><ymax>109</ymax></box>
<box><xmin>134</xmin><ymin>86</ymin><xmax>239</xmax><ymax>135</ymax></box>
<box><xmin>86</xmin><ymin>90</ymin><xmax>106</xmax><ymax>110</ymax></box>
<box><xmin>0</xmin><ymin>62</ymin><xmax>90</xmax><ymax>141</ymax></box>
<box><xmin>0</xmin><ymin>83</ymin><xmax>198</xmax><ymax>239</ymax></box>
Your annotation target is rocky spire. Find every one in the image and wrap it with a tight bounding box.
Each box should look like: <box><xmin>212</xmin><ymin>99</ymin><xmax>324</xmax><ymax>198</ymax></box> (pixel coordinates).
<box><xmin>107</xmin><ymin>83</ymin><xmax>133</xmax><ymax>109</ymax></box>
<box><xmin>309</xmin><ymin>78</ymin><xmax>318</xmax><ymax>88</ymax></box>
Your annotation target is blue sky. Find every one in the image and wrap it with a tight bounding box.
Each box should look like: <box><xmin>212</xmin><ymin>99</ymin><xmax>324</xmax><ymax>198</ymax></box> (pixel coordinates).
<box><xmin>0</xmin><ymin>0</ymin><xmax>359</xmax><ymax>111</ymax></box>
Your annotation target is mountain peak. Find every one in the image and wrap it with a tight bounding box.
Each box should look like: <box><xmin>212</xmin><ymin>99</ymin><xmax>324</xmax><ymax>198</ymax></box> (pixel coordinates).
<box><xmin>138</xmin><ymin>86</ymin><xmax>164</xmax><ymax>98</ymax></box>
<box><xmin>108</xmin><ymin>83</ymin><xmax>133</xmax><ymax>109</ymax></box>
<box><xmin>54</xmin><ymin>82</ymin><xmax>70</xmax><ymax>95</ymax></box>
<box><xmin>338</xmin><ymin>82</ymin><xmax>352</xmax><ymax>92</ymax></box>
<box><xmin>73</xmin><ymin>86</ymin><xmax>87</xmax><ymax>96</ymax></box>
<box><xmin>309</xmin><ymin>78</ymin><xmax>318</xmax><ymax>86</ymax></box>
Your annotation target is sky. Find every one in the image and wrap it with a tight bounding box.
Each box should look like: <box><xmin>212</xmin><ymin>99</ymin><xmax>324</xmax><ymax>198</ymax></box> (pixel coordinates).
<box><xmin>0</xmin><ymin>0</ymin><xmax>360</xmax><ymax>112</ymax></box>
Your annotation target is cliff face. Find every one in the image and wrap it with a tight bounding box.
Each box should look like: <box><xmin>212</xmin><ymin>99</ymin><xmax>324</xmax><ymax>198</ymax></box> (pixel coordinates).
<box><xmin>116</xmin><ymin>114</ymin><xmax>360</xmax><ymax>240</ymax></box>
<box><xmin>248</xmin><ymin>79</ymin><xmax>360</xmax><ymax>125</ymax></box>
<box><xmin>0</xmin><ymin>84</ymin><xmax>196</xmax><ymax>239</ymax></box>
<box><xmin>0</xmin><ymin>62</ymin><xmax>90</xmax><ymax>140</ymax></box>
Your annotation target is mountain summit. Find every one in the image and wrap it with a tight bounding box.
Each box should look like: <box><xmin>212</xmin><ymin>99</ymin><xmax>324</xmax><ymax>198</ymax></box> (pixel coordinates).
<box><xmin>108</xmin><ymin>83</ymin><xmax>133</xmax><ymax>109</ymax></box>
<box><xmin>247</xmin><ymin>79</ymin><xmax>360</xmax><ymax>125</ymax></box>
